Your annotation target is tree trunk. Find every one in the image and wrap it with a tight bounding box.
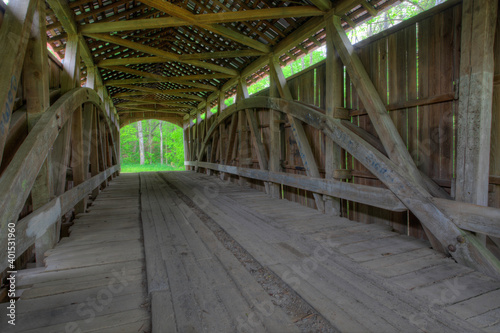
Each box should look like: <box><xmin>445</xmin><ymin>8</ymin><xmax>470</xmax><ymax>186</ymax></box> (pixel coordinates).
<box><xmin>148</xmin><ymin>120</ymin><xmax>153</xmax><ymax>164</ymax></box>
<box><xmin>137</xmin><ymin>121</ymin><xmax>145</xmax><ymax>165</ymax></box>
<box><xmin>160</xmin><ymin>121</ymin><xmax>164</xmax><ymax>165</ymax></box>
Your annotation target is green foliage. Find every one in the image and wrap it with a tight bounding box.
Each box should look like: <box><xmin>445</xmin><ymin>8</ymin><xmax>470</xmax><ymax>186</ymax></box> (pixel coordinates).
<box><xmin>347</xmin><ymin>0</ymin><xmax>441</xmax><ymax>44</ymax></box>
<box><xmin>121</xmin><ymin>163</ymin><xmax>184</xmax><ymax>173</ymax></box>
<box><xmin>120</xmin><ymin>120</ymin><xmax>185</xmax><ymax>170</ymax></box>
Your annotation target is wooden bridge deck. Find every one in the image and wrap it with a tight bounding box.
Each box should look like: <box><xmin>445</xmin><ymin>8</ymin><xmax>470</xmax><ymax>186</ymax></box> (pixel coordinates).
<box><xmin>4</xmin><ymin>172</ymin><xmax>500</xmax><ymax>332</ymax></box>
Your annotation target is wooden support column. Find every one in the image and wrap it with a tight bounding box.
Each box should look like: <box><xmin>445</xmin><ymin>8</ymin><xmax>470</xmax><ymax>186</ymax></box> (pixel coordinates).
<box><xmin>98</xmin><ymin>119</ymin><xmax>108</xmax><ymax>188</ymax></box>
<box><xmin>329</xmin><ymin>15</ymin><xmax>447</xmax><ymax>199</ymax></box>
<box><xmin>205</xmin><ymin>103</ymin><xmax>212</xmax><ymax>175</ymax></box>
<box><xmin>218</xmin><ymin>92</ymin><xmax>227</xmax><ymax>180</ymax></box>
<box><xmin>51</xmin><ymin>34</ymin><xmax>80</xmax><ymax>198</ymax></box>
<box><xmin>324</xmin><ymin>16</ymin><xmax>344</xmax><ymax>216</ymax></box>
<box><xmin>90</xmin><ymin>109</ymin><xmax>100</xmax><ymax>198</ymax></box>
<box><xmin>85</xmin><ymin>65</ymin><xmax>96</xmax><ymax>89</ymax></box>
<box><xmin>196</xmin><ymin>109</ymin><xmax>201</xmax><ymax>161</ymax></box>
<box><xmin>23</xmin><ymin>1</ymin><xmax>55</xmax><ymax>266</ymax></box>
<box><xmin>0</xmin><ymin>0</ymin><xmax>37</xmax><ymax>163</ymax></box>
<box><xmin>237</xmin><ymin>80</ymin><xmax>251</xmax><ymax>186</ymax></box>
<box><xmin>183</xmin><ymin>126</ymin><xmax>189</xmax><ymax>171</ymax></box>
<box><xmin>269</xmin><ymin>68</ymin><xmax>282</xmax><ymax>199</ymax></box>
<box><xmin>71</xmin><ymin>107</ymin><xmax>86</xmax><ymax>214</ymax></box>
<box><xmin>329</xmin><ymin>14</ymin><xmax>446</xmax><ymax>251</ymax></box>
<box><xmin>268</xmin><ymin>57</ymin><xmax>325</xmax><ymax>212</ymax></box>
<box><xmin>455</xmin><ymin>0</ymin><xmax>498</xmax><ymax>240</ymax></box>
<box><xmin>82</xmin><ymin>104</ymin><xmax>94</xmax><ymax>177</ymax></box>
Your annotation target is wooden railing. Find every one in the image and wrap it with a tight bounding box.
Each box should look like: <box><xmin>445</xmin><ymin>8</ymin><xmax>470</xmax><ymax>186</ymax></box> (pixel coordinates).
<box><xmin>0</xmin><ymin>88</ymin><xmax>119</xmax><ymax>272</ymax></box>
<box><xmin>188</xmin><ymin>95</ymin><xmax>500</xmax><ymax>278</ymax></box>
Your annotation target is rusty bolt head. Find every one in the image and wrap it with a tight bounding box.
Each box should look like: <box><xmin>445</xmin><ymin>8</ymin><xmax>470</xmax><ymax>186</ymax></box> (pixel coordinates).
<box><xmin>457</xmin><ymin>235</ymin><xmax>465</xmax><ymax>244</ymax></box>
<box><xmin>448</xmin><ymin>244</ymin><xmax>456</xmax><ymax>252</ymax></box>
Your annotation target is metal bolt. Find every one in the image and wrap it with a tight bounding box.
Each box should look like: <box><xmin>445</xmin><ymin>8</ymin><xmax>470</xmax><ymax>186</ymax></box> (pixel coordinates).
<box><xmin>457</xmin><ymin>235</ymin><xmax>465</xmax><ymax>244</ymax></box>
<box><xmin>448</xmin><ymin>244</ymin><xmax>456</xmax><ymax>252</ymax></box>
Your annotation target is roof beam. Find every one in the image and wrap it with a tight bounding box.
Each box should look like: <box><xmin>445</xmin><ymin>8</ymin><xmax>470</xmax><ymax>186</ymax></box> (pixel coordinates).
<box><xmin>139</xmin><ymin>0</ymin><xmax>271</xmax><ymax>53</ymax></box>
<box><xmin>79</xmin><ymin>6</ymin><xmax>324</xmax><ymax>33</ymax></box>
<box><xmin>85</xmin><ymin>33</ymin><xmax>239</xmax><ymax>76</ymax></box>
<box><xmin>309</xmin><ymin>0</ymin><xmax>332</xmax><ymax>11</ymax></box>
<box><xmin>118</xmin><ymin>106</ymin><xmax>190</xmax><ymax>114</ymax></box>
<box><xmin>102</xmin><ymin>66</ymin><xmax>218</xmax><ymax>91</ymax></box>
<box><xmin>114</xmin><ymin>84</ymin><xmax>205</xmax><ymax>102</ymax></box>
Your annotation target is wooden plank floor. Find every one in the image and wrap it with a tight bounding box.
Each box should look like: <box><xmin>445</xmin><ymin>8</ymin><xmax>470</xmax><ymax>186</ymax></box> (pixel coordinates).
<box><xmin>1</xmin><ymin>174</ymin><xmax>150</xmax><ymax>333</ymax></box>
<box><xmin>157</xmin><ymin>171</ymin><xmax>500</xmax><ymax>333</ymax></box>
<box><xmin>4</xmin><ymin>171</ymin><xmax>500</xmax><ymax>332</ymax></box>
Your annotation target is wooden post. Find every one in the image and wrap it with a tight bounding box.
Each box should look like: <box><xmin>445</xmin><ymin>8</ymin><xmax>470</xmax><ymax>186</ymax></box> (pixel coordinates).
<box><xmin>218</xmin><ymin>91</ymin><xmax>227</xmax><ymax>180</ymax></box>
<box><xmin>90</xmin><ymin>109</ymin><xmax>100</xmax><ymax>198</ymax></box>
<box><xmin>455</xmin><ymin>0</ymin><xmax>498</xmax><ymax>245</ymax></box>
<box><xmin>23</xmin><ymin>0</ymin><xmax>54</xmax><ymax>265</ymax></box>
<box><xmin>51</xmin><ymin>33</ymin><xmax>80</xmax><ymax>197</ymax></box>
<box><xmin>71</xmin><ymin>107</ymin><xmax>86</xmax><ymax>214</ymax></box>
<box><xmin>268</xmin><ymin>56</ymin><xmax>325</xmax><ymax>212</ymax></box>
<box><xmin>324</xmin><ymin>16</ymin><xmax>343</xmax><ymax>216</ymax></box>
<box><xmin>269</xmin><ymin>68</ymin><xmax>282</xmax><ymax>199</ymax></box>
<box><xmin>0</xmin><ymin>0</ymin><xmax>38</xmax><ymax>163</ymax></box>
<box><xmin>183</xmin><ymin>125</ymin><xmax>190</xmax><ymax>171</ymax></box>
<box><xmin>237</xmin><ymin>80</ymin><xmax>250</xmax><ymax>186</ymax></box>
<box><xmin>85</xmin><ymin>66</ymin><xmax>96</xmax><ymax>89</ymax></box>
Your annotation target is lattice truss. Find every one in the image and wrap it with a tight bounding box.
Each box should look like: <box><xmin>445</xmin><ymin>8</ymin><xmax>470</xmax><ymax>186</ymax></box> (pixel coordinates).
<box><xmin>44</xmin><ymin>0</ymin><xmax>398</xmax><ymax>117</ymax></box>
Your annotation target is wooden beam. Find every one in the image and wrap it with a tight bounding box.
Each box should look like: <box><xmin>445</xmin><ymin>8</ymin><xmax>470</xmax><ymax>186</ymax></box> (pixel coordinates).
<box><xmin>71</xmin><ymin>107</ymin><xmax>86</xmax><ymax>214</ymax></box>
<box><xmin>60</xmin><ymin>34</ymin><xmax>80</xmax><ymax>93</ymax></box>
<box><xmin>361</xmin><ymin>0</ymin><xmax>378</xmax><ymax>17</ymax></box>
<box><xmin>0</xmin><ymin>164</ymin><xmax>119</xmax><ymax>271</ymax></box>
<box><xmin>329</xmin><ymin>15</ymin><xmax>447</xmax><ymax>200</ymax></box>
<box><xmin>101</xmin><ymin>65</ymin><xmax>218</xmax><ymax>91</ymax></box>
<box><xmin>79</xmin><ymin>6</ymin><xmax>325</xmax><ymax>33</ymax></box>
<box><xmin>139</xmin><ymin>0</ymin><xmax>271</xmax><ymax>53</ymax></box>
<box><xmin>47</xmin><ymin>0</ymin><xmax>117</xmax><ymax>116</ymax></box>
<box><xmin>189</xmin><ymin>160</ymin><xmax>407</xmax><ymax>212</ymax></box>
<box><xmin>112</xmin><ymin>85</ymin><xmax>205</xmax><ymax>102</ymax></box>
<box><xmin>180</xmin><ymin>49</ymin><xmax>266</xmax><ymax>61</ymax></box>
<box><xmin>455</xmin><ymin>0</ymin><xmax>498</xmax><ymax>208</ymax></box>
<box><xmin>268</xmin><ymin>71</ymin><xmax>282</xmax><ymax>199</ymax></box>
<box><xmin>324</xmin><ymin>16</ymin><xmax>343</xmax><ymax>216</ymax></box>
<box><xmin>118</xmin><ymin>107</ymin><xmax>189</xmax><ymax>114</ymax></box>
<box><xmin>23</xmin><ymin>1</ymin><xmax>54</xmax><ymax>266</ymax></box>
<box><xmin>85</xmin><ymin>33</ymin><xmax>239</xmax><ymax>76</ymax></box>
<box><xmin>268</xmin><ymin>57</ymin><xmax>324</xmax><ymax>212</ymax></box>
<box><xmin>0</xmin><ymin>0</ymin><xmax>38</xmax><ymax>164</ymax></box>
<box><xmin>309</xmin><ymin>0</ymin><xmax>332</xmax><ymax>11</ymax></box>
<box><xmin>196</xmin><ymin>96</ymin><xmax>500</xmax><ymax>278</ymax></box>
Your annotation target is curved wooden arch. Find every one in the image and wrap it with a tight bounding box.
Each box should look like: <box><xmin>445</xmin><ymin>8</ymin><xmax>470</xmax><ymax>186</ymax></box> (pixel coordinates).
<box><xmin>0</xmin><ymin>88</ymin><xmax>117</xmax><ymax>238</ymax></box>
<box><xmin>197</xmin><ymin>96</ymin><xmax>500</xmax><ymax>278</ymax></box>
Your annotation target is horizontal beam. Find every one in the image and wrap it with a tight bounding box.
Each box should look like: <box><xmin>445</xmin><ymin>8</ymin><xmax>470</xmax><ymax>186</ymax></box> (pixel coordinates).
<box><xmin>85</xmin><ymin>33</ymin><xmax>239</xmax><ymax>76</ymax></box>
<box><xmin>187</xmin><ymin>161</ymin><xmax>406</xmax><ymax>212</ymax></box>
<box><xmin>113</xmin><ymin>84</ymin><xmax>205</xmax><ymax>102</ymax></box>
<box><xmin>102</xmin><ymin>66</ymin><xmax>218</xmax><ymax>91</ymax></box>
<box><xmin>79</xmin><ymin>6</ymin><xmax>324</xmax><ymax>33</ymax></box>
<box><xmin>139</xmin><ymin>0</ymin><xmax>271</xmax><ymax>53</ymax></box>
<box><xmin>0</xmin><ymin>165</ymin><xmax>119</xmax><ymax>271</ymax></box>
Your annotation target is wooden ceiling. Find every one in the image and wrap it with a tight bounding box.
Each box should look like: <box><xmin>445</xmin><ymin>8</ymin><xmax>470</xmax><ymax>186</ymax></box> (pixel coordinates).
<box><xmin>44</xmin><ymin>0</ymin><xmax>399</xmax><ymax>118</ymax></box>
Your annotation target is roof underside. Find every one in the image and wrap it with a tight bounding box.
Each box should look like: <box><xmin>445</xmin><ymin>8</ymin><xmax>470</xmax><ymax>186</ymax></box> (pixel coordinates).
<box><xmin>45</xmin><ymin>0</ymin><xmax>399</xmax><ymax>118</ymax></box>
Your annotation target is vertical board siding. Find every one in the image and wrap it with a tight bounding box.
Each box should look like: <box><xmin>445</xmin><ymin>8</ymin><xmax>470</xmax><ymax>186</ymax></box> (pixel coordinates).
<box><xmin>193</xmin><ymin>2</ymin><xmax>496</xmax><ymax>240</ymax></box>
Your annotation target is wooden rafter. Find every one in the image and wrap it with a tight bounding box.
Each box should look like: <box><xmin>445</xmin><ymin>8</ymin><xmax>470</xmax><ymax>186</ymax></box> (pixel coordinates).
<box><xmin>139</xmin><ymin>0</ymin><xmax>271</xmax><ymax>53</ymax></box>
<box><xmin>85</xmin><ymin>33</ymin><xmax>239</xmax><ymax>76</ymax></box>
<box><xmin>79</xmin><ymin>6</ymin><xmax>324</xmax><ymax>33</ymax></box>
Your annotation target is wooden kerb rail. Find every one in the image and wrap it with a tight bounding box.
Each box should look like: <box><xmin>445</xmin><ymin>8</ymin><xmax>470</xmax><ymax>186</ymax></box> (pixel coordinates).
<box><xmin>0</xmin><ymin>88</ymin><xmax>120</xmax><ymax>272</ymax></box>
<box><xmin>187</xmin><ymin>96</ymin><xmax>500</xmax><ymax>279</ymax></box>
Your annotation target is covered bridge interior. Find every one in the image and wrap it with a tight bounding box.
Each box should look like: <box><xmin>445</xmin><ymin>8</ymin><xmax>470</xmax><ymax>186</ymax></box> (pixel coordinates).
<box><xmin>1</xmin><ymin>0</ymin><xmax>500</xmax><ymax>332</ymax></box>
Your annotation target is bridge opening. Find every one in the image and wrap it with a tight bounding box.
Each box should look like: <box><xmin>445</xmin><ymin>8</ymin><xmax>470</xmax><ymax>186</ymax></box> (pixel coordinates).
<box><xmin>120</xmin><ymin>120</ymin><xmax>184</xmax><ymax>173</ymax></box>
